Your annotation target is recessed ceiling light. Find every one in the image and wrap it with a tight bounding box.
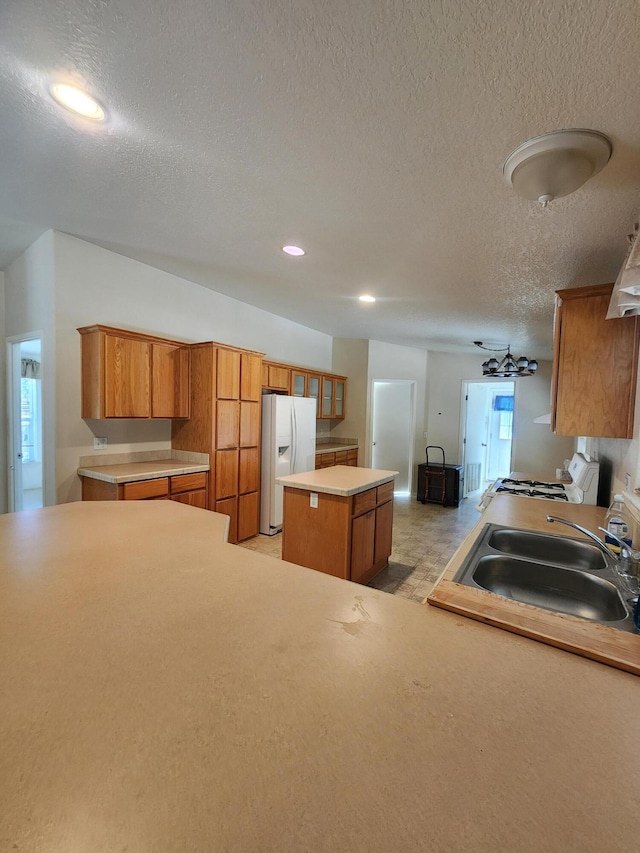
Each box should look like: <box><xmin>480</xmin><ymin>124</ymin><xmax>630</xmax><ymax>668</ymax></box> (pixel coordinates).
<box><xmin>49</xmin><ymin>82</ymin><xmax>106</xmax><ymax>121</ymax></box>
<box><xmin>359</xmin><ymin>294</ymin><xmax>376</xmax><ymax>303</ymax></box>
<box><xmin>282</xmin><ymin>245</ymin><xmax>305</xmax><ymax>256</ymax></box>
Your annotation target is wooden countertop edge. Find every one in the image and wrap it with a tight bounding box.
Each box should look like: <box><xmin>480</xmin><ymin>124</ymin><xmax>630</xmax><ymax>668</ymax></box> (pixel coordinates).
<box><xmin>427</xmin><ymin>580</ymin><xmax>640</xmax><ymax>676</ymax></box>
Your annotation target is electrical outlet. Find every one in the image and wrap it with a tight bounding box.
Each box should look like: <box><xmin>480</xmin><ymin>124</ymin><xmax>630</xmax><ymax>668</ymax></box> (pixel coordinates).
<box><xmin>423</xmin><ymin>431</ymin><xmax>428</xmax><ymax>439</ymax></box>
<box><xmin>310</xmin><ymin>492</ymin><xmax>318</xmax><ymax>508</ymax></box>
<box><xmin>625</xmin><ymin>472</ymin><xmax>632</xmax><ymax>491</ymax></box>
<box><xmin>94</xmin><ymin>436</ymin><xmax>108</xmax><ymax>450</ymax></box>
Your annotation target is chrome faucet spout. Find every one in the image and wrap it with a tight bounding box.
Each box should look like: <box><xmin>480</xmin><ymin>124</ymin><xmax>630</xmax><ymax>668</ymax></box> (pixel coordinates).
<box><xmin>545</xmin><ymin>515</ymin><xmax>616</xmax><ymax>561</ymax></box>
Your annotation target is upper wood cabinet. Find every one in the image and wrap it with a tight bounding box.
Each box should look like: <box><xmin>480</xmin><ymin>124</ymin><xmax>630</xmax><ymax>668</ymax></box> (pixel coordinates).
<box><xmin>551</xmin><ymin>283</ymin><xmax>640</xmax><ymax>438</ymax></box>
<box><xmin>262</xmin><ymin>362</ymin><xmax>290</xmax><ymax>392</ymax></box>
<box><xmin>217</xmin><ymin>348</ymin><xmax>241</xmax><ymax>400</ymax></box>
<box><xmin>79</xmin><ymin>325</ymin><xmax>190</xmax><ymax>419</ymax></box>
<box><xmin>263</xmin><ymin>359</ymin><xmax>346</xmax><ymax>419</ymax></box>
<box><xmin>152</xmin><ymin>342</ymin><xmax>190</xmax><ymax>418</ymax></box>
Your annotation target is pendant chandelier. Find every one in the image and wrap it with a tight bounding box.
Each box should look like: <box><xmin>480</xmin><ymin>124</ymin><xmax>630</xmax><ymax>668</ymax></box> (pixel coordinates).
<box><xmin>473</xmin><ymin>342</ymin><xmax>538</xmax><ymax>378</ymax></box>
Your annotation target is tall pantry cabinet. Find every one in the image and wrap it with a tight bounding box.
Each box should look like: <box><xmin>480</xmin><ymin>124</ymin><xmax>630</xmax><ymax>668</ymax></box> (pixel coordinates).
<box><xmin>172</xmin><ymin>343</ymin><xmax>264</xmax><ymax>543</ymax></box>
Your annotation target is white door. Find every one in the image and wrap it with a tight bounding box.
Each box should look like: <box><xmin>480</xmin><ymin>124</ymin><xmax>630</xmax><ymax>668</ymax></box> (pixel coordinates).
<box><xmin>371</xmin><ymin>380</ymin><xmax>415</xmax><ymax>495</ymax></box>
<box><xmin>7</xmin><ymin>336</ymin><xmax>44</xmax><ymax>511</ymax></box>
<box><xmin>461</xmin><ymin>381</ymin><xmax>514</xmax><ymax>496</ymax></box>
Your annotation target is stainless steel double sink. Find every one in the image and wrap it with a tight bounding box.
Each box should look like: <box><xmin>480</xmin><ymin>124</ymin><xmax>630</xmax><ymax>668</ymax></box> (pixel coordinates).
<box><xmin>453</xmin><ymin>524</ymin><xmax>637</xmax><ymax>632</ymax></box>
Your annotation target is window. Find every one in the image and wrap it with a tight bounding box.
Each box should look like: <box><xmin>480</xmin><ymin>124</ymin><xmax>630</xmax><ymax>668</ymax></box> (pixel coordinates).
<box><xmin>494</xmin><ymin>395</ymin><xmax>514</xmax><ymax>441</ymax></box>
<box><xmin>498</xmin><ymin>410</ymin><xmax>513</xmax><ymax>441</ymax></box>
<box><xmin>21</xmin><ymin>377</ymin><xmax>41</xmax><ymax>463</ymax></box>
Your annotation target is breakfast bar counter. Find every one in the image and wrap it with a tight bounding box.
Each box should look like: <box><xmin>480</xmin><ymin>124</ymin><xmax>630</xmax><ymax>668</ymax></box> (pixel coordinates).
<box><xmin>1</xmin><ymin>500</ymin><xmax>638</xmax><ymax>851</ymax></box>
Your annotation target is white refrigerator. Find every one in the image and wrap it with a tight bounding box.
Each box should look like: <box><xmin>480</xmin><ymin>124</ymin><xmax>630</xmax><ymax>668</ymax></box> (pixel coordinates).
<box><xmin>260</xmin><ymin>394</ymin><xmax>316</xmax><ymax>535</ymax></box>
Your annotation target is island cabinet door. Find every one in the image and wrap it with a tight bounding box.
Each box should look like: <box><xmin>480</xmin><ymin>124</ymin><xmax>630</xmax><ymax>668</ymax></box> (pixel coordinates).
<box><xmin>374</xmin><ymin>500</ymin><xmax>394</xmax><ymax>566</ymax></box>
<box><xmin>350</xmin><ymin>509</ymin><xmax>375</xmax><ymax>584</ymax></box>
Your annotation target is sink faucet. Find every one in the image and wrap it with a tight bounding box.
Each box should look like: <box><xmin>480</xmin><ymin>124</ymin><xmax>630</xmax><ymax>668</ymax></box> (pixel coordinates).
<box><xmin>545</xmin><ymin>515</ymin><xmax>618</xmax><ymax>562</ymax></box>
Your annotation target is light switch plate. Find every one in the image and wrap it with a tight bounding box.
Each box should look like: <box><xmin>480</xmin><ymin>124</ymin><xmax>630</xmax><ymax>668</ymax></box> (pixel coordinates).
<box><xmin>310</xmin><ymin>492</ymin><xmax>318</xmax><ymax>508</ymax></box>
<box><xmin>94</xmin><ymin>436</ymin><xmax>108</xmax><ymax>450</ymax></box>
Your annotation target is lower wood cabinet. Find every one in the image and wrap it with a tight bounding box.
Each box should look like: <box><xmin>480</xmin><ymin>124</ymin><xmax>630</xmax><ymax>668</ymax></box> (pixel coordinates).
<box><xmin>315</xmin><ymin>448</ymin><xmax>358</xmax><ymax>469</ymax></box>
<box><xmin>80</xmin><ymin>471</ymin><xmax>208</xmax><ymax>507</ymax></box>
<box><xmin>281</xmin><ymin>477</ymin><xmax>394</xmax><ymax>584</ymax></box>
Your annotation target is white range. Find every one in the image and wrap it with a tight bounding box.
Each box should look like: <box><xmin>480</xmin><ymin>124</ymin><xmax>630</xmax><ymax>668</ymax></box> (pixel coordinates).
<box><xmin>477</xmin><ymin>452</ymin><xmax>600</xmax><ymax>512</ymax></box>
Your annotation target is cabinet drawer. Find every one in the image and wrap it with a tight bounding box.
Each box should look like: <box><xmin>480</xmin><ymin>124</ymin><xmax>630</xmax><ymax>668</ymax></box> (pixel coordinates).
<box><xmin>170</xmin><ymin>472</ymin><xmax>207</xmax><ymax>494</ymax></box>
<box><xmin>352</xmin><ymin>487</ymin><xmax>376</xmax><ymax>516</ymax></box>
<box><xmin>334</xmin><ymin>450</ymin><xmax>348</xmax><ymax>464</ymax></box>
<box><xmin>347</xmin><ymin>449</ymin><xmax>358</xmax><ymax>466</ymax></box>
<box><xmin>376</xmin><ymin>481</ymin><xmax>394</xmax><ymax>505</ymax></box>
<box><xmin>319</xmin><ymin>452</ymin><xmax>335</xmax><ymax>467</ymax></box>
<box><xmin>123</xmin><ymin>478</ymin><xmax>169</xmax><ymax>500</ymax></box>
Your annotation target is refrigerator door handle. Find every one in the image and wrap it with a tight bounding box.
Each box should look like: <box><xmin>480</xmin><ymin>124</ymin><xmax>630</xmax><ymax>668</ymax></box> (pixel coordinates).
<box><xmin>291</xmin><ymin>402</ymin><xmax>297</xmax><ymax>471</ymax></box>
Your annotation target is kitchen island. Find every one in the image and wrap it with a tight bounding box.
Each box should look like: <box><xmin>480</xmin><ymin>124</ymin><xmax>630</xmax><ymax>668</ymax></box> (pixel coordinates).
<box><xmin>1</xmin><ymin>500</ymin><xmax>638</xmax><ymax>851</ymax></box>
<box><xmin>428</xmin><ymin>495</ymin><xmax>640</xmax><ymax>674</ymax></box>
<box><xmin>277</xmin><ymin>465</ymin><xmax>398</xmax><ymax>583</ymax></box>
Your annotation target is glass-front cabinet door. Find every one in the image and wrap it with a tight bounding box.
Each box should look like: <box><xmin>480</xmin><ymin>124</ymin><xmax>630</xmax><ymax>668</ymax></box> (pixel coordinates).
<box><xmin>322</xmin><ymin>377</ymin><xmax>333</xmax><ymax>418</ymax></box>
<box><xmin>291</xmin><ymin>370</ymin><xmax>306</xmax><ymax>397</ymax></box>
<box><xmin>308</xmin><ymin>374</ymin><xmax>321</xmax><ymax>416</ymax></box>
<box><xmin>334</xmin><ymin>380</ymin><xmax>345</xmax><ymax>418</ymax></box>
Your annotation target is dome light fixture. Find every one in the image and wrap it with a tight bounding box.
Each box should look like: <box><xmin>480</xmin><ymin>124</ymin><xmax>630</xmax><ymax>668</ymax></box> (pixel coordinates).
<box><xmin>282</xmin><ymin>245</ymin><xmax>305</xmax><ymax>256</ymax></box>
<box><xmin>359</xmin><ymin>294</ymin><xmax>376</xmax><ymax>303</ymax></box>
<box><xmin>473</xmin><ymin>341</ymin><xmax>538</xmax><ymax>378</ymax></box>
<box><xmin>49</xmin><ymin>82</ymin><xmax>106</xmax><ymax>121</ymax></box>
<box><xmin>503</xmin><ymin>129</ymin><xmax>612</xmax><ymax>208</ymax></box>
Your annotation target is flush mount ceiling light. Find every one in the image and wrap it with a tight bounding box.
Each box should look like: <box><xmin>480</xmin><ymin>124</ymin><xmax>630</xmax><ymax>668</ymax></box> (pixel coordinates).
<box><xmin>282</xmin><ymin>245</ymin><xmax>305</xmax><ymax>256</ymax></box>
<box><xmin>503</xmin><ymin>129</ymin><xmax>612</xmax><ymax>208</ymax></box>
<box><xmin>473</xmin><ymin>341</ymin><xmax>538</xmax><ymax>378</ymax></box>
<box><xmin>49</xmin><ymin>82</ymin><xmax>106</xmax><ymax>121</ymax></box>
<box><xmin>359</xmin><ymin>294</ymin><xmax>376</xmax><ymax>303</ymax></box>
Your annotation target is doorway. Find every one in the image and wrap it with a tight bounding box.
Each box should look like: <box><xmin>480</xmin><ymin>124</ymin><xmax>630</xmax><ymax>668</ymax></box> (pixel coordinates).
<box><xmin>7</xmin><ymin>335</ymin><xmax>44</xmax><ymax>511</ymax></box>
<box><xmin>460</xmin><ymin>381</ymin><xmax>515</xmax><ymax>498</ymax></box>
<box><xmin>371</xmin><ymin>380</ymin><xmax>415</xmax><ymax>495</ymax></box>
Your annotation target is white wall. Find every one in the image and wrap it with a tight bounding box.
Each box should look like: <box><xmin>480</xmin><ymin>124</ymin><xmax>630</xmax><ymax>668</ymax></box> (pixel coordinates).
<box><xmin>330</xmin><ymin>338</ymin><xmax>369</xmax><ymax>461</ymax></box>
<box><xmin>3</xmin><ymin>231</ymin><xmax>56</xmax><ymax>506</ymax></box>
<box><xmin>0</xmin><ymin>271</ymin><xmax>5</xmax><ymax>512</ymax></box>
<box><xmin>366</xmin><ymin>340</ymin><xmax>428</xmax><ymax>492</ymax></box>
<box><xmin>425</xmin><ymin>352</ymin><xmax>575</xmax><ymax>480</ymax></box>
<box><xmin>510</xmin><ymin>360</ymin><xmax>575</xmax><ymax>479</ymax></box>
<box><xmin>2</xmin><ymin>231</ymin><xmax>334</xmax><ymax>507</ymax></box>
<box><xmin>53</xmin><ymin>232</ymin><xmax>333</xmax><ymax>502</ymax></box>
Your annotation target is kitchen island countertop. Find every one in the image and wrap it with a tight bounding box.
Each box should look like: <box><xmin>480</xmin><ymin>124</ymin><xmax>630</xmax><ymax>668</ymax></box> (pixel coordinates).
<box><xmin>1</xmin><ymin>499</ymin><xmax>638</xmax><ymax>851</ymax></box>
<box><xmin>276</xmin><ymin>464</ymin><xmax>397</xmax><ymax>496</ymax></box>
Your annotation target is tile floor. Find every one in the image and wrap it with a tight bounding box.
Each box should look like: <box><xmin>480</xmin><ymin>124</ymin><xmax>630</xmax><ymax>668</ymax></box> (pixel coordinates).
<box><xmin>238</xmin><ymin>492</ymin><xmax>482</xmax><ymax>603</ymax></box>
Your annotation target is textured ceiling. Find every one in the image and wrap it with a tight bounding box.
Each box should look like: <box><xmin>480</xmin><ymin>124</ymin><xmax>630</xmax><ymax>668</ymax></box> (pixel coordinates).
<box><xmin>1</xmin><ymin>0</ymin><xmax>639</xmax><ymax>356</ymax></box>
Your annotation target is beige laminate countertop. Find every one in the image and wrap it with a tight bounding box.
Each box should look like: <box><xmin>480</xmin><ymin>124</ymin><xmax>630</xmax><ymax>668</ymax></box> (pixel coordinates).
<box><xmin>276</xmin><ymin>465</ymin><xmax>398</xmax><ymax>496</ymax></box>
<box><xmin>78</xmin><ymin>459</ymin><xmax>210</xmax><ymax>483</ymax></box>
<box><xmin>428</xmin><ymin>495</ymin><xmax>640</xmax><ymax>674</ymax></box>
<box><xmin>1</xmin><ymin>500</ymin><xmax>638</xmax><ymax>850</ymax></box>
<box><xmin>315</xmin><ymin>442</ymin><xmax>359</xmax><ymax>453</ymax></box>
